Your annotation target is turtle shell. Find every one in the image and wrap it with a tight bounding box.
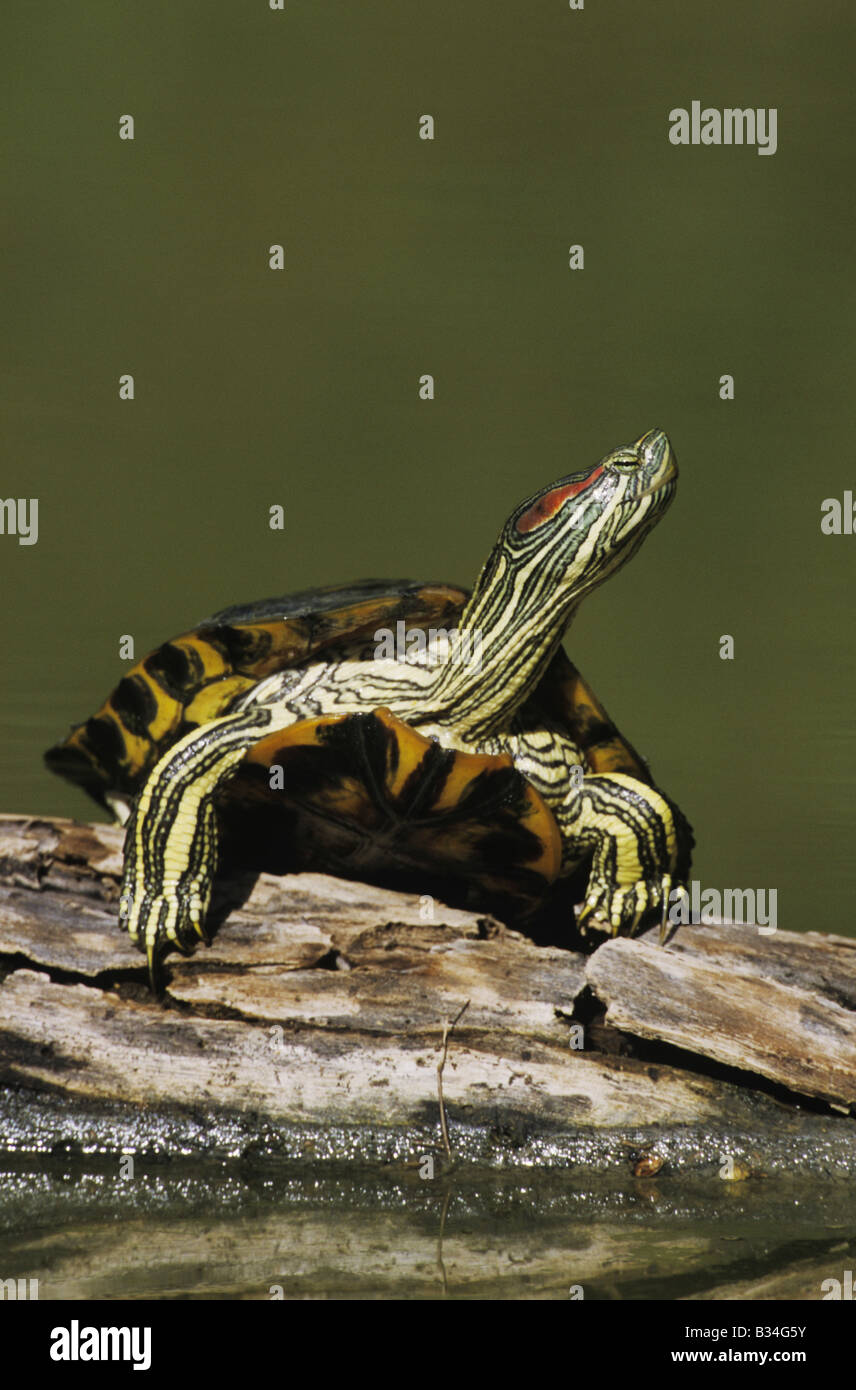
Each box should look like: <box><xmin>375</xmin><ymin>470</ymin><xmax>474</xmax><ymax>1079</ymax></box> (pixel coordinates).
<box><xmin>45</xmin><ymin>577</ymin><xmax>651</xmax><ymax>814</ymax></box>
<box><xmin>216</xmin><ymin>707</ymin><xmax>563</xmax><ymax>921</ymax></box>
<box><xmin>44</xmin><ymin>580</ymin><xmax>468</xmax><ymax>809</ymax></box>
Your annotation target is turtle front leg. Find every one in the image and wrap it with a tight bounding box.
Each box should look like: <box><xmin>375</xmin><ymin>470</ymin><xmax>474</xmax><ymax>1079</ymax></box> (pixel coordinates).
<box><xmin>557</xmin><ymin>772</ymin><xmax>692</xmax><ymax>938</ymax></box>
<box><xmin>119</xmin><ymin>707</ymin><xmax>273</xmax><ymax>986</ymax></box>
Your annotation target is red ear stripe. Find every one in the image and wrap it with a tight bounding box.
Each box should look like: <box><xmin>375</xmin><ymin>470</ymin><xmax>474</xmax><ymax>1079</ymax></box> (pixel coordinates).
<box><xmin>516</xmin><ymin>466</ymin><xmax>604</xmax><ymax>534</ymax></box>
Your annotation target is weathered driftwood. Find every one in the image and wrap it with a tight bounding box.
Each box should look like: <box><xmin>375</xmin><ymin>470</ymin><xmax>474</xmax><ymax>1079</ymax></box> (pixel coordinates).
<box><xmin>1</xmin><ymin>814</ymin><xmax>855</xmax><ymax>1170</ymax></box>
<box><xmin>587</xmin><ymin>926</ymin><xmax>856</xmax><ymax>1111</ymax></box>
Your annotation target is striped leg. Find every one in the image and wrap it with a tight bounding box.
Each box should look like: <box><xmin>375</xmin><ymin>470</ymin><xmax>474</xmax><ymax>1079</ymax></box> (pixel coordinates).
<box><xmin>558</xmin><ymin>772</ymin><xmax>692</xmax><ymax>938</ymax></box>
<box><xmin>119</xmin><ymin>707</ymin><xmax>273</xmax><ymax>985</ymax></box>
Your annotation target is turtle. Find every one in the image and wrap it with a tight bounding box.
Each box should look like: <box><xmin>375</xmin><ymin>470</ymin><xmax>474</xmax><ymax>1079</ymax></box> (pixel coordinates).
<box><xmin>46</xmin><ymin>428</ymin><xmax>692</xmax><ymax>985</ymax></box>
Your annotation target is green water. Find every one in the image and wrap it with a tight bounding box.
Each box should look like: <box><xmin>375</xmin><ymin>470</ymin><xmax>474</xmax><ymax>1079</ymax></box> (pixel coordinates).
<box><xmin>2</xmin><ymin>1157</ymin><xmax>855</xmax><ymax>1301</ymax></box>
<box><xmin>2</xmin><ymin>0</ymin><xmax>854</xmax><ymax>937</ymax></box>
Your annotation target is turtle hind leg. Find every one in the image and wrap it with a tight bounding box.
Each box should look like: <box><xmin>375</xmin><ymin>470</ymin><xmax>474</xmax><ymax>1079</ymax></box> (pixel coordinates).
<box><xmin>557</xmin><ymin>772</ymin><xmax>692</xmax><ymax>939</ymax></box>
<box><xmin>120</xmin><ymin>707</ymin><xmax>273</xmax><ymax>984</ymax></box>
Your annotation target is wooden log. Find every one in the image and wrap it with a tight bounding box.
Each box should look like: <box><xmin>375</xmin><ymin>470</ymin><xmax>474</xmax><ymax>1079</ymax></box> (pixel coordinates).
<box><xmin>586</xmin><ymin>926</ymin><xmax>856</xmax><ymax>1110</ymax></box>
<box><xmin>1</xmin><ymin>815</ymin><xmax>855</xmax><ymax>1172</ymax></box>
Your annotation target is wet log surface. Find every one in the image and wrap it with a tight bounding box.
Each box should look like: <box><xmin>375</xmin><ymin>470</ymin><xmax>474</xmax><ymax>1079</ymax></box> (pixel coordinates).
<box><xmin>1</xmin><ymin>814</ymin><xmax>855</xmax><ymax>1174</ymax></box>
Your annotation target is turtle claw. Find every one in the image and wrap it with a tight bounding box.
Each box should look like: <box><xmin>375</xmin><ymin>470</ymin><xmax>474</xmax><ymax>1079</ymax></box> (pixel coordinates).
<box><xmin>578</xmin><ymin>871</ymin><xmax>675</xmax><ymax>941</ymax></box>
<box><xmin>120</xmin><ymin>872</ymin><xmax>214</xmax><ymax>989</ymax></box>
<box><xmin>145</xmin><ymin>928</ymin><xmax>163</xmax><ymax>996</ymax></box>
<box><xmin>658</xmin><ymin>874</ymin><xmax>674</xmax><ymax>945</ymax></box>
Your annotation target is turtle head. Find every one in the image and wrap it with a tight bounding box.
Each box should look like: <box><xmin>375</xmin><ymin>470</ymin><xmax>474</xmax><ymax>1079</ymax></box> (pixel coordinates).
<box><xmin>425</xmin><ymin>431</ymin><xmax>678</xmax><ymax>739</ymax></box>
<box><xmin>502</xmin><ymin>428</ymin><xmax>678</xmax><ymax>607</ymax></box>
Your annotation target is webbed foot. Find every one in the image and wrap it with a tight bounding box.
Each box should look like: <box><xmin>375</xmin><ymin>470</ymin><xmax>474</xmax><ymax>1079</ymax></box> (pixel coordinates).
<box><xmin>559</xmin><ymin>772</ymin><xmax>692</xmax><ymax>941</ymax></box>
<box><xmin>577</xmin><ymin>870</ymin><xmax>675</xmax><ymax>939</ymax></box>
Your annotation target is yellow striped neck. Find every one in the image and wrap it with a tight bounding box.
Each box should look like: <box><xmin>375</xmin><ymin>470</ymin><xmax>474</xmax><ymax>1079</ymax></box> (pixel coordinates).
<box><xmin>419</xmin><ymin>562</ymin><xmax>581</xmax><ymax>741</ymax></box>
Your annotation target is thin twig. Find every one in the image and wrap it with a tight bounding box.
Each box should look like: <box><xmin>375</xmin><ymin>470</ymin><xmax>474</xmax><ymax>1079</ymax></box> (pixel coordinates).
<box><xmin>437</xmin><ymin>999</ymin><xmax>470</xmax><ymax>1159</ymax></box>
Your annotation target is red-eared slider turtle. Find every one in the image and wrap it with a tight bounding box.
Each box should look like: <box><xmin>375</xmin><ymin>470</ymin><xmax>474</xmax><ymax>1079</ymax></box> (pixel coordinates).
<box><xmin>46</xmin><ymin>429</ymin><xmax>692</xmax><ymax>984</ymax></box>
